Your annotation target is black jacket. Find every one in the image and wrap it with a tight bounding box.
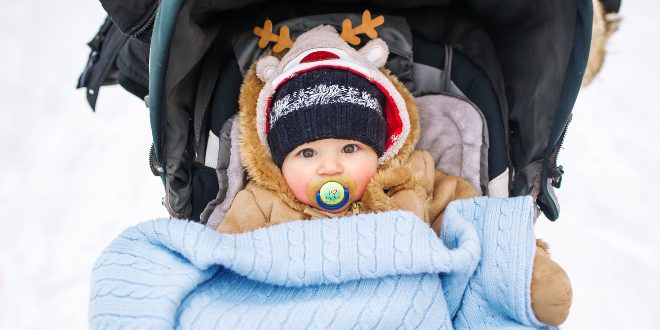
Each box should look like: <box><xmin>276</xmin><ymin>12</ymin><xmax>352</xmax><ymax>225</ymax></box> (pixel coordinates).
<box><xmin>100</xmin><ymin>0</ymin><xmax>159</xmax><ymax>42</ymax></box>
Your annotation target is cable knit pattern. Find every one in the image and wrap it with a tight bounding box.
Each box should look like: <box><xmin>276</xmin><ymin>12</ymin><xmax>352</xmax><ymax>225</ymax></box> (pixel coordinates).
<box><xmin>443</xmin><ymin>197</ymin><xmax>555</xmax><ymax>330</ymax></box>
<box><xmin>90</xmin><ymin>196</ymin><xmax>552</xmax><ymax>329</ymax></box>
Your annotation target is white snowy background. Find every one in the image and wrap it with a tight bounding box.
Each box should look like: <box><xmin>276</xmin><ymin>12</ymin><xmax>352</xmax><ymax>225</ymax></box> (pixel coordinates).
<box><xmin>0</xmin><ymin>1</ymin><xmax>658</xmax><ymax>329</ymax></box>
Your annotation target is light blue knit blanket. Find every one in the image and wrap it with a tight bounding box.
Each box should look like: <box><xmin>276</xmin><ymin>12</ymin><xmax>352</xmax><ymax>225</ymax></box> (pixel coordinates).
<box><xmin>90</xmin><ymin>196</ymin><xmax>551</xmax><ymax>329</ymax></box>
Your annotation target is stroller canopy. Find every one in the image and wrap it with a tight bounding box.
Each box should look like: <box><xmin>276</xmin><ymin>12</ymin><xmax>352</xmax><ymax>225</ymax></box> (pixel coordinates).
<box><xmin>97</xmin><ymin>0</ymin><xmax>592</xmax><ymax>220</ymax></box>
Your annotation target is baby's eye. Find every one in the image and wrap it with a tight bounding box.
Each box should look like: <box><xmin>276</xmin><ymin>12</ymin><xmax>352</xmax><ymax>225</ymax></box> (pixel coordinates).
<box><xmin>342</xmin><ymin>144</ymin><xmax>359</xmax><ymax>153</ymax></box>
<box><xmin>299</xmin><ymin>148</ymin><xmax>316</xmax><ymax>158</ymax></box>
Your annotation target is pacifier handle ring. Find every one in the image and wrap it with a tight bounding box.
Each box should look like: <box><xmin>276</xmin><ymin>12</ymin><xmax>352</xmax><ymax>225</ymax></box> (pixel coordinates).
<box><xmin>315</xmin><ymin>189</ymin><xmax>350</xmax><ymax>210</ymax></box>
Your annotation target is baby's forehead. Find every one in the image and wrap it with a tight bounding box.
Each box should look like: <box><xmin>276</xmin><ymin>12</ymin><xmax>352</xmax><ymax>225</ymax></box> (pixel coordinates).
<box><xmin>295</xmin><ymin>138</ymin><xmax>369</xmax><ymax>148</ymax></box>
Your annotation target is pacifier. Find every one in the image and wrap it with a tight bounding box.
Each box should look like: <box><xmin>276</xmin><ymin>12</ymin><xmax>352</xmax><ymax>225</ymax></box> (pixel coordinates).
<box><xmin>306</xmin><ymin>175</ymin><xmax>357</xmax><ymax>211</ymax></box>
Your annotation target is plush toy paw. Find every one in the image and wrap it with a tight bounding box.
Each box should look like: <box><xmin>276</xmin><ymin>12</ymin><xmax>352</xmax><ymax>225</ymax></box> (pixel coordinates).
<box><xmin>530</xmin><ymin>240</ymin><xmax>573</xmax><ymax>327</ymax></box>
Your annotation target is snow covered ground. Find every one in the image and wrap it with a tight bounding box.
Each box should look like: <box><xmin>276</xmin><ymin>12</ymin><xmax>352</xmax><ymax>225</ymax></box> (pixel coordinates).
<box><xmin>0</xmin><ymin>1</ymin><xmax>658</xmax><ymax>329</ymax></box>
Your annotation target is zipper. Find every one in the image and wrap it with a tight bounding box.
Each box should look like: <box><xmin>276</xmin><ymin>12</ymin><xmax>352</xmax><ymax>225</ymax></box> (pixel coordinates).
<box><xmin>550</xmin><ymin>114</ymin><xmax>572</xmax><ymax>188</ymax></box>
<box><xmin>149</xmin><ymin>143</ymin><xmax>163</xmax><ymax>176</ymax></box>
<box><xmin>130</xmin><ymin>1</ymin><xmax>160</xmax><ymax>39</ymax></box>
<box><xmin>140</xmin><ymin>1</ymin><xmax>160</xmax><ymax>175</ymax></box>
<box><xmin>351</xmin><ymin>202</ymin><xmax>359</xmax><ymax>215</ymax></box>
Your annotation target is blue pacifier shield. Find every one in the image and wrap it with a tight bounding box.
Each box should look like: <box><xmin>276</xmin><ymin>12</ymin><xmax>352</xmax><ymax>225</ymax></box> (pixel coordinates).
<box><xmin>316</xmin><ymin>181</ymin><xmax>349</xmax><ymax>210</ymax></box>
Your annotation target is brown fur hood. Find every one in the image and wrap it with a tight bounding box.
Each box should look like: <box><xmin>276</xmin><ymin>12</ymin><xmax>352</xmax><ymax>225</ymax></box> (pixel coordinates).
<box><xmin>237</xmin><ymin>62</ymin><xmax>420</xmax><ymax>212</ymax></box>
<box><xmin>583</xmin><ymin>0</ymin><xmax>621</xmax><ymax>86</ymax></box>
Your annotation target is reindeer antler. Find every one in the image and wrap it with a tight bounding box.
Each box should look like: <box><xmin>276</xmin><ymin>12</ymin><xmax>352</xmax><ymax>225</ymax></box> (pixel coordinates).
<box><xmin>340</xmin><ymin>10</ymin><xmax>385</xmax><ymax>45</ymax></box>
<box><xmin>253</xmin><ymin>10</ymin><xmax>384</xmax><ymax>52</ymax></box>
<box><xmin>253</xmin><ymin>19</ymin><xmax>293</xmax><ymax>53</ymax></box>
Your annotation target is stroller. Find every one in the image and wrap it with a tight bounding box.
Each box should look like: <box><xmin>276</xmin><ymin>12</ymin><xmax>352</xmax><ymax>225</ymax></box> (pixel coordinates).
<box><xmin>79</xmin><ymin>1</ymin><xmax>619</xmax><ymax>328</ymax></box>
<box><xmin>79</xmin><ymin>0</ymin><xmax>596</xmax><ymax>224</ymax></box>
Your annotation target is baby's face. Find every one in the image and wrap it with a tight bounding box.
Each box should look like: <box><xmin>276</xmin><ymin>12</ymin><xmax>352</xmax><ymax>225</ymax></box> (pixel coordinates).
<box><xmin>281</xmin><ymin>139</ymin><xmax>378</xmax><ymax>213</ymax></box>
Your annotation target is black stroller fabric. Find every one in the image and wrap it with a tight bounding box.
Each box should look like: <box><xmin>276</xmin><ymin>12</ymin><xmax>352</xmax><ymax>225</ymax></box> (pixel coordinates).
<box><xmin>81</xmin><ymin>0</ymin><xmax>592</xmax><ymax>221</ymax></box>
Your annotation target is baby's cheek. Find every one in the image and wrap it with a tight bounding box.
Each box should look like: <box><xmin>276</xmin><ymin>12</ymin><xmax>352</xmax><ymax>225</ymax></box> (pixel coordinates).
<box><xmin>351</xmin><ymin>167</ymin><xmax>378</xmax><ymax>200</ymax></box>
<box><xmin>285</xmin><ymin>175</ymin><xmax>312</xmax><ymax>205</ymax></box>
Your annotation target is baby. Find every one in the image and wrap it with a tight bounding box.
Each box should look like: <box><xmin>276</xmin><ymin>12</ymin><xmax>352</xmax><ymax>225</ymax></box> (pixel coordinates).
<box><xmin>218</xmin><ymin>26</ymin><xmax>475</xmax><ymax>235</ymax></box>
<box><xmin>218</xmin><ymin>25</ymin><xmax>571</xmax><ymax>326</ymax></box>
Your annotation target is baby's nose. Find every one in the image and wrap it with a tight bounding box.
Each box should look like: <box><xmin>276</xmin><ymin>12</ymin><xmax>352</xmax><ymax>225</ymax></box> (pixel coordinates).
<box><xmin>317</xmin><ymin>156</ymin><xmax>344</xmax><ymax>176</ymax></box>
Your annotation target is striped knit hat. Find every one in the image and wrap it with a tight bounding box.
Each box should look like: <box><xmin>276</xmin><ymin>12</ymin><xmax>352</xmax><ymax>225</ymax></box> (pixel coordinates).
<box><xmin>255</xmin><ymin>25</ymin><xmax>410</xmax><ymax>167</ymax></box>
<box><xmin>266</xmin><ymin>68</ymin><xmax>388</xmax><ymax>167</ymax></box>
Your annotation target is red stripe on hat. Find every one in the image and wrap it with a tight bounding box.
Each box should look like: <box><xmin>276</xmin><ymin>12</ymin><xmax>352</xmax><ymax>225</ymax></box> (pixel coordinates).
<box><xmin>300</xmin><ymin>51</ymin><xmax>340</xmax><ymax>63</ymax></box>
<box><xmin>265</xmin><ymin>96</ymin><xmax>273</xmax><ymax>135</ymax></box>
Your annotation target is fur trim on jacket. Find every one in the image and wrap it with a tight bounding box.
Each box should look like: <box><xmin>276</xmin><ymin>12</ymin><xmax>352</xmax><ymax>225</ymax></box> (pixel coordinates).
<box><xmin>583</xmin><ymin>0</ymin><xmax>621</xmax><ymax>86</ymax></box>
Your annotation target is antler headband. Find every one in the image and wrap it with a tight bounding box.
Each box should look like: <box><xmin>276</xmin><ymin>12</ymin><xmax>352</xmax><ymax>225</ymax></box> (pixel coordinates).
<box><xmin>253</xmin><ymin>10</ymin><xmax>385</xmax><ymax>52</ymax></box>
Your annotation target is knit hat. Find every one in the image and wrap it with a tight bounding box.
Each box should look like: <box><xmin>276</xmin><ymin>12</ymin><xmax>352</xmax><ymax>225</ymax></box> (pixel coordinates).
<box><xmin>255</xmin><ymin>25</ymin><xmax>410</xmax><ymax>166</ymax></box>
<box><xmin>267</xmin><ymin>68</ymin><xmax>388</xmax><ymax>166</ymax></box>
